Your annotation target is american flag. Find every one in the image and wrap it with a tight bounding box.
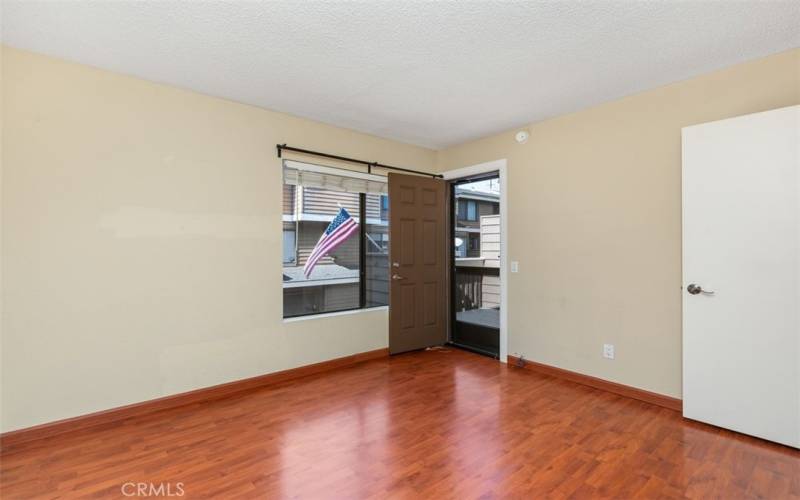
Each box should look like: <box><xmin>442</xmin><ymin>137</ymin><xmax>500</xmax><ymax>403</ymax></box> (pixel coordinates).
<box><xmin>303</xmin><ymin>207</ymin><xmax>359</xmax><ymax>278</ymax></box>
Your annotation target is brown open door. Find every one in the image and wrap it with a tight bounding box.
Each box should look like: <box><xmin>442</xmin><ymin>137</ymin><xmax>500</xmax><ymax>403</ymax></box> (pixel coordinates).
<box><xmin>388</xmin><ymin>172</ymin><xmax>448</xmax><ymax>354</ymax></box>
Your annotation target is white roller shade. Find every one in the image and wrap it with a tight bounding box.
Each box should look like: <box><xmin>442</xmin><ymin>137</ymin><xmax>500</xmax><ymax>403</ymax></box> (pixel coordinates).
<box><xmin>283</xmin><ymin>160</ymin><xmax>388</xmax><ymax>195</ymax></box>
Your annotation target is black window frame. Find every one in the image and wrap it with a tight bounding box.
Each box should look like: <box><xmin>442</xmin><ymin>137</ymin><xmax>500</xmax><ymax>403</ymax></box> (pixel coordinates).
<box><xmin>282</xmin><ymin>191</ymin><xmax>389</xmax><ymax>319</ymax></box>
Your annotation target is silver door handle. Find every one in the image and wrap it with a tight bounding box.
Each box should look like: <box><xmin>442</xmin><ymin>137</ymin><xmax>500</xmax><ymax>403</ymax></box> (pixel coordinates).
<box><xmin>392</xmin><ymin>274</ymin><xmax>406</xmax><ymax>280</ymax></box>
<box><xmin>687</xmin><ymin>284</ymin><xmax>714</xmax><ymax>295</ymax></box>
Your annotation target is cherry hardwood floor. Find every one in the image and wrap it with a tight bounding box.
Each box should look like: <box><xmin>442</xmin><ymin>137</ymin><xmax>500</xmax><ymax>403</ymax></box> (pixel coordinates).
<box><xmin>1</xmin><ymin>349</ymin><xmax>798</xmax><ymax>499</ymax></box>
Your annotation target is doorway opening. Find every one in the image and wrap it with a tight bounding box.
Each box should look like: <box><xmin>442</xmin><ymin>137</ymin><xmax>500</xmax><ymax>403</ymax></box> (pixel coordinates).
<box><xmin>448</xmin><ymin>172</ymin><xmax>501</xmax><ymax>358</ymax></box>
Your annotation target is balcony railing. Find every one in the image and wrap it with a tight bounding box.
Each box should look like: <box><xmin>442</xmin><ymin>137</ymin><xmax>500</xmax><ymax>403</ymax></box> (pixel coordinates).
<box><xmin>454</xmin><ymin>266</ymin><xmax>500</xmax><ymax>313</ymax></box>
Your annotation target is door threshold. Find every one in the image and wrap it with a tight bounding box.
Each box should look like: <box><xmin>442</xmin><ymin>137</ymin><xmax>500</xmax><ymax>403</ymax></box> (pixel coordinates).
<box><xmin>447</xmin><ymin>341</ymin><xmax>499</xmax><ymax>359</ymax></box>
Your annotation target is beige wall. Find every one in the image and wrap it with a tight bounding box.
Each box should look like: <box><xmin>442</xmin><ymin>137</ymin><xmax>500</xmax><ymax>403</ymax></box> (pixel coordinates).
<box><xmin>437</xmin><ymin>48</ymin><xmax>800</xmax><ymax>398</ymax></box>
<box><xmin>0</xmin><ymin>47</ymin><xmax>436</xmax><ymax>432</ymax></box>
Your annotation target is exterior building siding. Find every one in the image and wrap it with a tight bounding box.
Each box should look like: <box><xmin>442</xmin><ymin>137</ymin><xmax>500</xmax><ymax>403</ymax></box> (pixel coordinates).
<box><xmin>283</xmin><ymin>185</ymin><xmax>295</xmax><ymax>215</ymax></box>
<box><xmin>480</xmin><ymin>215</ymin><xmax>500</xmax><ymax>267</ymax></box>
<box><xmin>302</xmin><ymin>188</ymin><xmax>360</xmax><ymax>217</ymax></box>
<box><xmin>300</xmin><ymin>187</ymin><xmax>384</xmax><ymax>220</ymax></box>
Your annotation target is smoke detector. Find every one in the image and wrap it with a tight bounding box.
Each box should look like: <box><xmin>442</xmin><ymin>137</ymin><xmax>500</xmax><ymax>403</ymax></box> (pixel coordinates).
<box><xmin>515</xmin><ymin>130</ymin><xmax>530</xmax><ymax>144</ymax></box>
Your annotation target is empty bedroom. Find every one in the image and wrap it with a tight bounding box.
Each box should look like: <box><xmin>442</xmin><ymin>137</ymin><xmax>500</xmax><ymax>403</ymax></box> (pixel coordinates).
<box><xmin>1</xmin><ymin>1</ymin><xmax>798</xmax><ymax>498</ymax></box>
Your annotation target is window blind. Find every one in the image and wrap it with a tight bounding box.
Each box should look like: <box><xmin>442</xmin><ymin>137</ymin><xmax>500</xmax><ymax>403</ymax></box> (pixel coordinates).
<box><xmin>283</xmin><ymin>160</ymin><xmax>388</xmax><ymax>195</ymax></box>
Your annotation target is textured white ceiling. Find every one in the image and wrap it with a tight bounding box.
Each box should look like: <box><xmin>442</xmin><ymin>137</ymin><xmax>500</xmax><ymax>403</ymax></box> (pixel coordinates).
<box><xmin>3</xmin><ymin>1</ymin><xmax>799</xmax><ymax>148</ymax></box>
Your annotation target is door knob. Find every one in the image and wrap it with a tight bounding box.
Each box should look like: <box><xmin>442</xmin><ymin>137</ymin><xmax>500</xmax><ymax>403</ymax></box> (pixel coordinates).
<box><xmin>687</xmin><ymin>284</ymin><xmax>714</xmax><ymax>295</ymax></box>
<box><xmin>392</xmin><ymin>274</ymin><xmax>406</xmax><ymax>280</ymax></box>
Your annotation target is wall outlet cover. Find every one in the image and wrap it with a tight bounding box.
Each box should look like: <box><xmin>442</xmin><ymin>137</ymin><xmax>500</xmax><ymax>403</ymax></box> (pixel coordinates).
<box><xmin>603</xmin><ymin>343</ymin><xmax>615</xmax><ymax>359</ymax></box>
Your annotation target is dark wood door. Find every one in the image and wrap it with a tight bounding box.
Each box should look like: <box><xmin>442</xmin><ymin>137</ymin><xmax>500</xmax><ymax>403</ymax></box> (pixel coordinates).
<box><xmin>388</xmin><ymin>173</ymin><xmax>448</xmax><ymax>354</ymax></box>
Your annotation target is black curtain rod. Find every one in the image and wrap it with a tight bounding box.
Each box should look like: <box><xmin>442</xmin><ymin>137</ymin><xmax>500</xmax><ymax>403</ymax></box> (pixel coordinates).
<box><xmin>276</xmin><ymin>144</ymin><xmax>442</xmax><ymax>179</ymax></box>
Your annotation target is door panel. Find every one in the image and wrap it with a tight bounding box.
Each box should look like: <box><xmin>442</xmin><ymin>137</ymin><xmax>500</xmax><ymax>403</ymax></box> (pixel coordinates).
<box><xmin>389</xmin><ymin>173</ymin><xmax>448</xmax><ymax>354</ymax></box>
<box><xmin>422</xmin><ymin>221</ymin><xmax>437</xmax><ymax>264</ymax></box>
<box><xmin>682</xmin><ymin>105</ymin><xmax>799</xmax><ymax>448</ymax></box>
<box><xmin>399</xmin><ymin>220</ymin><xmax>415</xmax><ymax>265</ymax></box>
<box><xmin>422</xmin><ymin>188</ymin><xmax>437</xmax><ymax>205</ymax></box>
<box><xmin>400</xmin><ymin>285</ymin><xmax>415</xmax><ymax>330</ymax></box>
<box><xmin>423</xmin><ymin>282</ymin><xmax>438</xmax><ymax>326</ymax></box>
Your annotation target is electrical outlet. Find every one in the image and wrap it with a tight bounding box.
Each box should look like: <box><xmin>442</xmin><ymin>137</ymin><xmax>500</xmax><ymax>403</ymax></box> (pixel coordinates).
<box><xmin>510</xmin><ymin>261</ymin><xmax>519</xmax><ymax>273</ymax></box>
<box><xmin>603</xmin><ymin>344</ymin><xmax>615</xmax><ymax>359</ymax></box>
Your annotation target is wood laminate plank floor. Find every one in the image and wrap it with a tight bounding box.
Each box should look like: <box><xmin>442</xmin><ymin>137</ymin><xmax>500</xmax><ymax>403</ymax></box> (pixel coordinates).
<box><xmin>1</xmin><ymin>349</ymin><xmax>798</xmax><ymax>499</ymax></box>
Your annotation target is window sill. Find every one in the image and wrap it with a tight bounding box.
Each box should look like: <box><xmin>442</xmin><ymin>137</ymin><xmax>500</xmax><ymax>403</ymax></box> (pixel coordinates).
<box><xmin>283</xmin><ymin>306</ymin><xmax>388</xmax><ymax>324</ymax></box>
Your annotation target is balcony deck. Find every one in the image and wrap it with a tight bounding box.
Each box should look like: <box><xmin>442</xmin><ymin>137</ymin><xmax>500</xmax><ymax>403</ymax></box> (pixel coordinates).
<box><xmin>456</xmin><ymin>307</ymin><xmax>500</xmax><ymax>329</ymax></box>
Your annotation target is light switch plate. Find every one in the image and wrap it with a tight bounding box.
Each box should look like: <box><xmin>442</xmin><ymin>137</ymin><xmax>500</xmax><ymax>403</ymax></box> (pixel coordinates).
<box><xmin>510</xmin><ymin>261</ymin><xmax>519</xmax><ymax>273</ymax></box>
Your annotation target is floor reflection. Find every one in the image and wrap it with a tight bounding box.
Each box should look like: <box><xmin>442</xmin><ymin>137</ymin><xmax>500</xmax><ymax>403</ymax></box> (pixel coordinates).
<box><xmin>1</xmin><ymin>349</ymin><xmax>798</xmax><ymax>499</ymax></box>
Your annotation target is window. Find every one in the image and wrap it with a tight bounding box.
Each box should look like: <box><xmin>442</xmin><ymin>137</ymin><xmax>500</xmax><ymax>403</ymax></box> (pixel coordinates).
<box><xmin>457</xmin><ymin>199</ymin><xmax>478</xmax><ymax>221</ymax></box>
<box><xmin>283</xmin><ymin>229</ymin><xmax>296</xmax><ymax>264</ymax></box>
<box><xmin>466</xmin><ymin>200</ymin><xmax>477</xmax><ymax>221</ymax></box>
<box><xmin>379</xmin><ymin>194</ymin><xmax>389</xmax><ymax>221</ymax></box>
<box><xmin>469</xmin><ymin>233</ymin><xmax>480</xmax><ymax>252</ymax></box>
<box><xmin>282</xmin><ymin>161</ymin><xmax>389</xmax><ymax>318</ymax></box>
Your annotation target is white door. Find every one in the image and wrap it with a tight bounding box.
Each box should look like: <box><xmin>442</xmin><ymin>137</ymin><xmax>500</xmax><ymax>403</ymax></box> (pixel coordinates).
<box><xmin>682</xmin><ymin>105</ymin><xmax>799</xmax><ymax>448</ymax></box>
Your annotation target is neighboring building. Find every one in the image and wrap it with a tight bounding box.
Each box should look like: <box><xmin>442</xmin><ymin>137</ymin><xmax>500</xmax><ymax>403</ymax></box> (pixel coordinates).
<box><xmin>454</xmin><ymin>179</ymin><xmax>499</xmax><ymax>257</ymax></box>
<box><xmin>455</xmin><ymin>214</ymin><xmax>501</xmax><ymax>313</ymax></box>
<box><xmin>282</xmin><ymin>185</ymin><xmax>389</xmax><ymax>317</ymax></box>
